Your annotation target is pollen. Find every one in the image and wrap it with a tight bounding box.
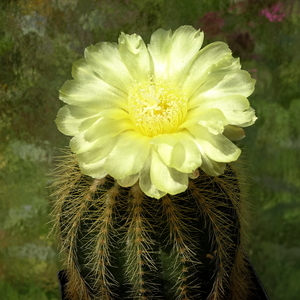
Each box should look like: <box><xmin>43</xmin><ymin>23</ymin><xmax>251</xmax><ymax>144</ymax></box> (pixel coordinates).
<box><xmin>127</xmin><ymin>79</ymin><xmax>188</xmax><ymax>137</ymax></box>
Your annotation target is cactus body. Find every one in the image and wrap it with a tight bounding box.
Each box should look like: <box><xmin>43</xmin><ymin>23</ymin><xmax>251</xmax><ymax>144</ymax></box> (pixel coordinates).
<box><xmin>52</xmin><ymin>152</ymin><xmax>251</xmax><ymax>300</ymax></box>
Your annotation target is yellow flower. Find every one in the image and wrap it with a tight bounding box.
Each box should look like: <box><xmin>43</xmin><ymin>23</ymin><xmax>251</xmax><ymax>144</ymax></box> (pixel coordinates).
<box><xmin>56</xmin><ymin>26</ymin><xmax>256</xmax><ymax>199</ymax></box>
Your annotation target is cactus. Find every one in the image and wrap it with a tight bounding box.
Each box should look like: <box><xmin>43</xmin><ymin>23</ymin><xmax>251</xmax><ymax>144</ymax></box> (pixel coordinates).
<box><xmin>52</xmin><ymin>26</ymin><xmax>259</xmax><ymax>300</ymax></box>
<box><xmin>51</xmin><ymin>150</ymin><xmax>252</xmax><ymax>300</ymax></box>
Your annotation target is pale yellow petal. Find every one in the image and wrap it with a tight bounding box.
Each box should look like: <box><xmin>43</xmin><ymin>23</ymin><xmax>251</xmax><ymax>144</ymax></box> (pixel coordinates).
<box><xmin>151</xmin><ymin>132</ymin><xmax>201</xmax><ymax>173</ymax></box>
<box><xmin>69</xmin><ymin>132</ymin><xmax>100</xmax><ymax>154</ymax></box>
<box><xmin>60</xmin><ymin>57</ymin><xmax>128</xmax><ymax>109</ymax></box>
<box><xmin>223</xmin><ymin>125</ymin><xmax>245</xmax><ymax>141</ymax></box>
<box><xmin>169</xmin><ymin>133</ymin><xmax>202</xmax><ymax>173</ymax></box>
<box><xmin>199</xmin><ymin>152</ymin><xmax>227</xmax><ymax>176</ymax></box>
<box><xmin>97</xmin><ymin>108</ymin><xmax>130</xmax><ymax>120</ymax></box>
<box><xmin>139</xmin><ymin>155</ymin><xmax>166</xmax><ymax>199</ymax></box>
<box><xmin>118</xmin><ymin>32</ymin><xmax>151</xmax><ymax>81</ymax></box>
<box><xmin>150</xmin><ymin>134</ymin><xmax>178</xmax><ymax>165</ymax></box>
<box><xmin>56</xmin><ymin>106</ymin><xmax>129</xmax><ymax>136</ymax></box>
<box><xmin>84</xmin><ymin>42</ymin><xmax>134</xmax><ymax>93</ymax></box>
<box><xmin>104</xmin><ymin>131</ymin><xmax>150</xmax><ymax>178</ymax></box>
<box><xmin>150</xmin><ymin>151</ymin><xmax>188</xmax><ymax>195</ymax></box>
<box><xmin>148</xmin><ymin>26</ymin><xmax>203</xmax><ymax>83</ymax></box>
<box><xmin>188</xmin><ymin>169</ymin><xmax>200</xmax><ymax>179</ymax></box>
<box><xmin>190</xmin><ymin>70</ymin><xmax>255</xmax><ymax>104</ymax></box>
<box><xmin>59</xmin><ymin>78</ymin><xmax>127</xmax><ymax>110</ymax></box>
<box><xmin>117</xmin><ymin>173</ymin><xmax>139</xmax><ymax>187</ymax></box>
<box><xmin>70</xmin><ymin>132</ymin><xmax>119</xmax><ymax>158</ymax></box>
<box><xmin>75</xmin><ymin>134</ymin><xmax>120</xmax><ymax>165</ymax></box>
<box><xmin>79</xmin><ymin>157</ymin><xmax>108</xmax><ymax>179</ymax></box>
<box><xmin>191</xmin><ymin>95</ymin><xmax>257</xmax><ymax>126</ymax></box>
<box><xmin>71</xmin><ymin>58</ymin><xmax>97</xmax><ymax>82</ymax></box>
<box><xmin>83</xmin><ymin>117</ymin><xmax>133</xmax><ymax>143</ymax></box>
<box><xmin>55</xmin><ymin>105</ymin><xmax>98</xmax><ymax>136</ymax></box>
<box><xmin>182</xmin><ymin>42</ymin><xmax>232</xmax><ymax>97</ymax></box>
<box><xmin>78</xmin><ymin>117</ymin><xmax>100</xmax><ymax>133</ymax></box>
<box><xmin>188</xmin><ymin>124</ymin><xmax>241</xmax><ymax>163</ymax></box>
<box><xmin>210</xmin><ymin>56</ymin><xmax>241</xmax><ymax>73</ymax></box>
<box><xmin>180</xmin><ymin>107</ymin><xmax>227</xmax><ymax>135</ymax></box>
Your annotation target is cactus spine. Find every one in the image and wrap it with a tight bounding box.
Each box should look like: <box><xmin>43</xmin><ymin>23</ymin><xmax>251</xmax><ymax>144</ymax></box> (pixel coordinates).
<box><xmin>51</xmin><ymin>150</ymin><xmax>251</xmax><ymax>300</ymax></box>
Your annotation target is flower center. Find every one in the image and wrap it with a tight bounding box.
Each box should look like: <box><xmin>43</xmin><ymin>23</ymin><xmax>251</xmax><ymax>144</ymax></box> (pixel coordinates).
<box><xmin>127</xmin><ymin>80</ymin><xmax>187</xmax><ymax>137</ymax></box>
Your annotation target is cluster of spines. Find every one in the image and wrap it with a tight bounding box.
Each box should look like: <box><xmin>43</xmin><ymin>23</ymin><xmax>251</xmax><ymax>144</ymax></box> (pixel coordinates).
<box><xmin>51</xmin><ymin>152</ymin><xmax>92</xmax><ymax>300</ymax></box>
<box><xmin>123</xmin><ymin>183</ymin><xmax>160</xmax><ymax>299</ymax></box>
<box><xmin>160</xmin><ymin>195</ymin><xmax>201</xmax><ymax>300</ymax></box>
<box><xmin>85</xmin><ymin>180</ymin><xmax>119</xmax><ymax>299</ymax></box>
<box><xmin>51</xmin><ymin>150</ymin><xmax>251</xmax><ymax>300</ymax></box>
<box><xmin>190</xmin><ymin>167</ymin><xmax>250</xmax><ymax>300</ymax></box>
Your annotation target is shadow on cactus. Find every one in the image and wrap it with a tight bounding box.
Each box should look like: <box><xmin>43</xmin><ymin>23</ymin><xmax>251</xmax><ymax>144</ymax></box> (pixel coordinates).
<box><xmin>51</xmin><ymin>26</ymin><xmax>267</xmax><ymax>299</ymax></box>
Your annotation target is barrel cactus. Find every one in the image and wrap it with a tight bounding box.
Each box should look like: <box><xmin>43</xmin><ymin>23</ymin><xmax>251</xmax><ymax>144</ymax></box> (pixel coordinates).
<box><xmin>52</xmin><ymin>26</ymin><xmax>258</xmax><ymax>299</ymax></box>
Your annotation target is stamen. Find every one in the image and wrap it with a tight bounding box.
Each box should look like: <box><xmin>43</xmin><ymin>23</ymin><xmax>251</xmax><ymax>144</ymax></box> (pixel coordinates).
<box><xmin>127</xmin><ymin>80</ymin><xmax>187</xmax><ymax>137</ymax></box>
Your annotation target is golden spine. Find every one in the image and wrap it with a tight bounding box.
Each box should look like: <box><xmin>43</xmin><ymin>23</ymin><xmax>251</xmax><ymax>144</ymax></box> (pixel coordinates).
<box><xmin>51</xmin><ymin>151</ymin><xmax>252</xmax><ymax>300</ymax></box>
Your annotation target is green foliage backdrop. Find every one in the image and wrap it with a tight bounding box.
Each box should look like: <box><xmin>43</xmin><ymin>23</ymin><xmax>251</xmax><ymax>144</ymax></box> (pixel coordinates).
<box><xmin>1</xmin><ymin>0</ymin><xmax>300</xmax><ymax>299</ymax></box>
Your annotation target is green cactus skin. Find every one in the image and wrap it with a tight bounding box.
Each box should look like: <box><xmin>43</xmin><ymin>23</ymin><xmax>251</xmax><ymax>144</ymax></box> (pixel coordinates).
<box><xmin>51</xmin><ymin>151</ymin><xmax>252</xmax><ymax>300</ymax></box>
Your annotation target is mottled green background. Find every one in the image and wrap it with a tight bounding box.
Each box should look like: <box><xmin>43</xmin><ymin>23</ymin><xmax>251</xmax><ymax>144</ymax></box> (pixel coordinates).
<box><xmin>1</xmin><ymin>0</ymin><xmax>300</xmax><ymax>299</ymax></box>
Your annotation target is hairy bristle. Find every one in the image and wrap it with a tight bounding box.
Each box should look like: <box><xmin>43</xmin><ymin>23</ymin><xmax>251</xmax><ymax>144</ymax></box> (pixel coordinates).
<box><xmin>190</xmin><ymin>165</ymin><xmax>251</xmax><ymax>300</ymax></box>
<box><xmin>160</xmin><ymin>195</ymin><xmax>201</xmax><ymax>300</ymax></box>
<box><xmin>122</xmin><ymin>183</ymin><xmax>161</xmax><ymax>299</ymax></box>
<box><xmin>84</xmin><ymin>181</ymin><xmax>119</xmax><ymax>299</ymax></box>
<box><xmin>51</xmin><ymin>149</ymin><xmax>252</xmax><ymax>300</ymax></box>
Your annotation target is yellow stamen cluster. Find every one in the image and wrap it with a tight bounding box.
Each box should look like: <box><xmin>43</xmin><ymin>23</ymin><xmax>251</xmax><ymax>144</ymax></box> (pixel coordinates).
<box><xmin>127</xmin><ymin>80</ymin><xmax>187</xmax><ymax>137</ymax></box>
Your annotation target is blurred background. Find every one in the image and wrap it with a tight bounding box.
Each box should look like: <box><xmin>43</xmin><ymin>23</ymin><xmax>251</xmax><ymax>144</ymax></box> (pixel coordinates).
<box><xmin>1</xmin><ymin>0</ymin><xmax>300</xmax><ymax>299</ymax></box>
